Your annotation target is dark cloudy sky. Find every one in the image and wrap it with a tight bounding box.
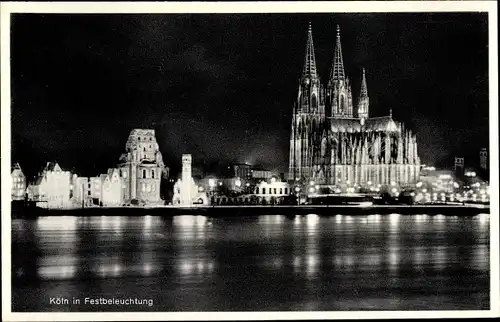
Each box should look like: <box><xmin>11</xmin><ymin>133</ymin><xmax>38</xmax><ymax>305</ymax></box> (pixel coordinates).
<box><xmin>10</xmin><ymin>12</ymin><xmax>489</xmax><ymax>178</ymax></box>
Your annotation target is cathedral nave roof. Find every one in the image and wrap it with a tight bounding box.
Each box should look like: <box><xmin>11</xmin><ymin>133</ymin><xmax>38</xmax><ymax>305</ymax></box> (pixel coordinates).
<box><xmin>364</xmin><ymin>116</ymin><xmax>400</xmax><ymax>132</ymax></box>
<box><xmin>329</xmin><ymin>118</ymin><xmax>362</xmax><ymax>133</ymax></box>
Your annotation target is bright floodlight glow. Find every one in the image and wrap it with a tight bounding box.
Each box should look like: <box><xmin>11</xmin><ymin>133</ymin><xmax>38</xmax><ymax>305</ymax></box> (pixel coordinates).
<box><xmin>295</xmin><ymin>187</ymin><xmax>301</xmax><ymax>193</ymax></box>
<box><xmin>235</xmin><ymin>179</ymin><xmax>242</xmax><ymax>187</ymax></box>
<box><xmin>309</xmin><ymin>187</ymin><xmax>315</xmax><ymax>193</ymax></box>
<box><xmin>198</xmin><ymin>186</ymin><xmax>204</xmax><ymax>192</ymax></box>
<box><xmin>416</xmin><ymin>182</ymin><xmax>423</xmax><ymax>188</ymax></box>
<box><xmin>367</xmin><ymin>181</ymin><xmax>372</xmax><ymax>185</ymax></box>
<box><xmin>309</xmin><ymin>180</ymin><xmax>315</xmax><ymax>186</ymax></box>
<box><xmin>218</xmin><ymin>182</ymin><xmax>223</xmax><ymax>186</ymax></box>
<box><xmin>208</xmin><ymin>179</ymin><xmax>216</xmax><ymax>188</ymax></box>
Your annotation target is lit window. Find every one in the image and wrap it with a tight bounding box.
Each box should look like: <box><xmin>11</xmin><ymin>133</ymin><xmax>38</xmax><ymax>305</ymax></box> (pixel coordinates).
<box><xmin>122</xmin><ymin>171</ymin><xmax>127</xmax><ymax>178</ymax></box>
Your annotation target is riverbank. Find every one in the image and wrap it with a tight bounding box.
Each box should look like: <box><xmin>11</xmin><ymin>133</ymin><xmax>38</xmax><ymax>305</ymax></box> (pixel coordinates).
<box><xmin>11</xmin><ymin>203</ymin><xmax>490</xmax><ymax>218</ymax></box>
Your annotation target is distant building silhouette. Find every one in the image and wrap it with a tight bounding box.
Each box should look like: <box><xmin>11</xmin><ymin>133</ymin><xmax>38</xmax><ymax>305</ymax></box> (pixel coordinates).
<box><xmin>11</xmin><ymin>163</ymin><xmax>26</xmax><ymax>201</ymax></box>
<box><xmin>479</xmin><ymin>148</ymin><xmax>488</xmax><ymax>171</ymax></box>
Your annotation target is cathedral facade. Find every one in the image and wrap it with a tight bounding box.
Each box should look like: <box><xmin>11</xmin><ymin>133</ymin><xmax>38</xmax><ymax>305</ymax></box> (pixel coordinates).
<box><xmin>289</xmin><ymin>24</ymin><xmax>420</xmax><ymax>187</ymax></box>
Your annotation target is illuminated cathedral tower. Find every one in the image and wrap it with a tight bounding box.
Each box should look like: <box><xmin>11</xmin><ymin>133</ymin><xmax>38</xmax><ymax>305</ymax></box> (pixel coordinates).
<box><xmin>289</xmin><ymin>23</ymin><xmax>326</xmax><ymax>180</ymax></box>
<box><xmin>326</xmin><ymin>26</ymin><xmax>354</xmax><ymax>118</ymax></box>
<box><xmin>289</xmin><ymin>24</ymin><xmax>421</xmax><ymax>187</ymax></box>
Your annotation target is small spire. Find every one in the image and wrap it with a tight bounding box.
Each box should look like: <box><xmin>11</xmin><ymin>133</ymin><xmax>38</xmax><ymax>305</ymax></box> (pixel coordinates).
<box><xmin>360</xmin><ymin>68</ymin><xmax>368</xmax><ymax>96</ymax></box>
<box><xmin>389</xmin><ymin>108</ymin><xmax>393</xmax><ymax>117</ymax></box>
<box><xmin>330</xmin><ymin>24</ymin><xmax>345</xmax><ymax>82</ymax></box>
<box><xmin>302</xmin><ymin>23</ymin><xmax>318</xmax><ymax>79</ymax></box>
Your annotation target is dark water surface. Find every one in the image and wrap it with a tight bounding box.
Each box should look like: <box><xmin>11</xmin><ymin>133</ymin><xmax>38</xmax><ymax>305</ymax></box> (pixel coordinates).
<box><xmin>12</xmin><ymin>213</ymin><xmax>490</xmax><ymax>311</ymax></box>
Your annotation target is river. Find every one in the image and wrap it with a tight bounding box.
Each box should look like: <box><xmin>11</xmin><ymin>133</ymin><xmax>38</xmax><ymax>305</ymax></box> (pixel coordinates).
<box><xmin>11</xmin><ymin>213</ymin><xmax>490</xmax><ymax>311</ymax></box>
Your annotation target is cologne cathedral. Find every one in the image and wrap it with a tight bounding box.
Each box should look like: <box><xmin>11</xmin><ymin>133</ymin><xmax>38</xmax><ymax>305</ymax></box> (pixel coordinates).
<box><xmin>289</xmin><ymin>24</ymin><xmax>421</xmax><ymax>187</ymax></box>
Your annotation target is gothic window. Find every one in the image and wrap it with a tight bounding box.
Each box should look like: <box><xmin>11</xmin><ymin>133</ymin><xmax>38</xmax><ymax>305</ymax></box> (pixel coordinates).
<box><xmin>262</xmin><ymin>188</ymin><xmax>266</xmax><ymax>194</ymax></box>
<box><xmin>321</xmin><ymin>137</ymin><xmax>327</xmax><ymax>157</ymax></box>
<box><xmin>149</xmin><ymin>137</ymin><xmax>152</xmax><ymax>141</ymax></box>
<box><xmin>143</xmin><ymin>169</ymin><xmax>146</xmax><ymax>178</ymax></box>
<box><xmin>144</xmin><ymin>147</ymin><xmax>146</xmax><ymax>152</ymax></box>
<box><xmin>340</xmin><ymin>95</ymin><xmax>346</xmax><ymax>113</ymax></box>
<box><xmin>312</xmin><ymin>94</ymin><xmax>317</xmax><ymax>110</ymax></box>
<box><xmin>152</xmin><ymin>170</ymin><xmax>155</xmax><ymax>179</ymax></box>
<box><xmin>138</xmin><ymin>137</ymin><xmax>141</xmax><ymax>141</ymax></box>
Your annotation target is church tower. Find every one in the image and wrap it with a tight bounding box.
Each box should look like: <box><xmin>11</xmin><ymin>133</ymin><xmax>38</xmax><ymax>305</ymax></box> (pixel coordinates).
<box><xmin>357</xmin><ymin>68</ymin><xmax>369</xmax><ymax>123</ymax></box>
<box><xmin>327</xmin><ymin>25</ymin><xmax>353</xmax><ymax>118</ymax></box>
<box><xmin>289</xmin><ymin>23</ymin><xmax>326</xmax><ymax>181</ymax></box>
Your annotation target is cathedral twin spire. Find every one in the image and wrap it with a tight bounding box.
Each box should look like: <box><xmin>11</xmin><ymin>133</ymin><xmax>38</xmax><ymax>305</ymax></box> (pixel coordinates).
<box><xmin>300</xmin><ymin>23</ymin><xmax>369</xmax><ymax>119</ymax></box>
<box><xmin>329</xmin><ymin>25</ymin><xmax>345</xmax><ymax>82</ymax></box>
<box><xmin>302</xmin><ymin>22</ymin><xmax>318</xmax><ymax>79</ymax></box>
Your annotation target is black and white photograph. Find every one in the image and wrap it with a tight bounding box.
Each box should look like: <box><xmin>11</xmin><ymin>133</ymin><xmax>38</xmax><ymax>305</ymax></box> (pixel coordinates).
<box><xmin>1</xmin><ymin>1</ymin><xmax>499</xmax><ymax>320</ymax></box>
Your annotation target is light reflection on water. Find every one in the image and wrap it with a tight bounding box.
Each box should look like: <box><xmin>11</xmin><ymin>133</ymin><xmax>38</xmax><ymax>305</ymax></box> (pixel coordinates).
<box><xmin>12</xmin><ymin>213</ymin><xmax>490</xmax><ymax>311</ymax></box>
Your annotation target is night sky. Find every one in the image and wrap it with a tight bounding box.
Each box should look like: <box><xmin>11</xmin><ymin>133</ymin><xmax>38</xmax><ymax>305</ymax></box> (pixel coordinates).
<box><xmin>10</xmin><ymin>13</ymin><xmax>489</xmax><ymax>179</ymax></box>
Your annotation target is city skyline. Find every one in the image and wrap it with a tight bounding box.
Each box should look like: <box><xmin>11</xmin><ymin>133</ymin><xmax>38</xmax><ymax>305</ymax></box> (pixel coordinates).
<box><xmin>11</xmin><ymin>13</ymin><xmax>489</xmax><ymax>178</ymax></box>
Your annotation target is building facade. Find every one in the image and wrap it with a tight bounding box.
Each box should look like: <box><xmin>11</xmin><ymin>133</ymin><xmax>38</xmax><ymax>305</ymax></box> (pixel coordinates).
<box><xmin>100</xmin><ymin>168</ymin><xmax>125</xmax><ymax>207</ymax></box>
<box><xmin>11</xmin><ymin>163</ymin><xmax>26</xmax><ymax>201</ymax></box>
<box><xmin>73</xmin><ymin>176</ymin><xmax>91</xmax><ymax>206</ymax></box>
<box><xmin>118</xmin><ymin>129</ymin><xmax>165</xmax><ymax>204</ymax></box>
<box><xmin>289</xmin><ymin>24</ymin><xmax>420</xmax><ymax>187</ymax></box>
<box><xmin>454</xmin><ymin>157</ymin><xmax>465</xmax><ymax>176</ymax></box>
<box><xmin>231</xmin><ymin>163</ymin><xmax>252</xmax><ymax>179</ymax></box>
<box><xmin>32</xmin><ymin>162</ymin><xmax>72</xmax><ymax>208</ymax></box>
<box><xmin>254</xmin><ymin>179</ymin><xmax>291</xmax><ymax>198</ymax></box>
